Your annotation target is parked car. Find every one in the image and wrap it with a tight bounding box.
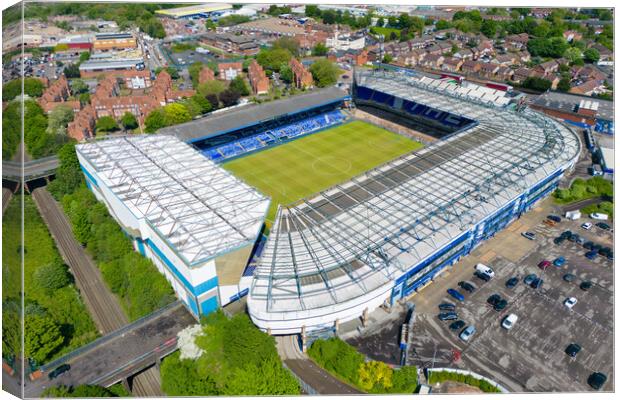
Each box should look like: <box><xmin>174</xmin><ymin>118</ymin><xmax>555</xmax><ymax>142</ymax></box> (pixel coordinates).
<box><xmin>524</xmin><ymin>274</ymin><xmax>537</xmax><ymax>285</ymax></box>
<box><xmin>580</xmin><ymin>281</ymin><xmax>593</xmax><ymax>291</ymax></box>
<box><xmin>438</xmin><ymin>303</ymin><xmax>456</xmax><ymax>311</ymax></box>
<box><xmin>494</xmin><ymin>299</ymin><xmax>508</xmax><ymax>311</ymax></box>
<box><xmin>553</xmin><ymin>237</ymin><xmax>565</xmax><ymax>245</ymax></box>
<box><xmin>553</xmin><ymin>257</ymin><xmax>566</xmax><ymax>267</ymax></box>
<box><xmin>459</xmin><ymin>326</ymin><xmax>476</xmax><ymax>341</ymax></box>
<box><xmin>538</xmin><ymin>260</ymin><xmax>551</xmax><ymax>269</ymax></box>
<box><xmin>502</xmin><ymin>314</ymin><xmax>518</xmax><ymax>330</ymax></box>
<box><xmin>590</xmin><ymin>213</ymin><xmax>608</xmax><ymax>221</ymax></box>
<box><xmin>581</xmin><ymin>222</ymin><xmax>593</xmax><ymax>230</ymax></box>
<box><xmin>505</xmin><ymin>277</ymin><xmax>519</xmax><ymax>289</ymax></box>
<box><xmin>447</xmin><ymin>288</ymin><xmax>465</xmax><ymax>302</ymax></box>
<box><xmin>474</xmin><ymin>271</ymin><xmax>492</xmax><ymax>282</ymax></box>
<box><xmin>521</xmin><ymin>231</ymin><xmax>536</xmax><ymax>240</ymax></box>
<box><xmin>458</xmin><ymin>281</ymin><xmax>476</xmax><ymax>293</ymax></box>
<box><xmin>585</xmin><ymin>250</ymin><xmax>598</xmax><ymax>260</ymax></box>
<box><xmin>595</xmin><ymin>222</ymin><xmax>611</xmax><ymax>230</ymax></box>
<box><xmin>583</xmin><ymin>241</ymin><xmax>595</xmax><ymax>250</ymax></box>
<box><xmin>487</xmin><ymin>294</ymin><xmax>501</xmax><ymax>306</ymax></box>
<box><xmin>576</xmin><ymin>236</ymin><xmax>585</xmax><ymax>245</ymax></box>
<box><xmin>598</xmin><ymin>247</ymin><xmax>612</xmax><ymax>256</ymax></box>
<box><xmin>48</xmin><ymin>364</ymin><xmax>71</xmax><ymax>380</ymax></box>
<box><xmin>587</xmin><ymin>372</ymin><xmax>607</xmax><ymax>390</ymax></box>
<box><xmin>560</xmin><ymin>230</ymin><xmax>573</xmax><ymax>239</ymax></box>
<box><xmin>565</xmin><ymin>343</ymin><xmax>581</xmax><ymax>358</ymax></box>
<box><xmin>607</xmin><ymin>252</ymin><xmax>613</xmax><ymax>261</ymax></box>
<box><xmin>547</xmin><ymin>215</ymin><xmax>561</xmax><ymax>223</ymax></box>
<box><xmin>563</xmin><ymin>273</ymin><xmax>576</xmax><ymax>282</ymax></box>
<box><xmin>438</xmin><ymin>312</ymin><xmax>458</xmax><ymax>321</ymax></box>
<box><xmin>564</xmin><ymin>297</ymin><xmax>578</xmax><ymax>309</ymax></box>
<box><xmin>475</xmin><ymin>263</ymin><xmax>495</xmax><ymax>278</ymax></box>
<box><xmin>449</xmin><ymin>320</ymin><xmax>466</xmax><ymax>331</ymax></box>
<box><xmin>531</xmin><ymin>278</ymin><xmax>544</xmax><ymax>289</ymax></box>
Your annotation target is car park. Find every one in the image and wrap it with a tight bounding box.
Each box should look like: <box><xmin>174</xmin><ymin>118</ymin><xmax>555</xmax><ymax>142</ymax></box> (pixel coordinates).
<box><xmin>505</xmin><ymin>277</ymin><xmax>518</xmax><ymax>289</ymax></box>
<box><xmin>449</xmin><ymin>320</ymin><xmax>466</xmax><ymax>331</ymax></box>
<box><xmin>447</xmin><ymin>289</ymin><xmax>465</xmax><ymax>302</ymax></box>
<box><xmin>587</xmin><ymin>372</ymin><xmax>607</xmax><ymax>390</ymax></box>
<box><xmin>553</xmin><ymin>257</ymin><xmax>566</xmax><ymax>267</ymax></box>
<box><xmin>459</xmin><ymin>326</ymin><xmax>476</xmax><ymax>342</ymax></box>
<box><xmin>48</xmin><ymin>364</ymin><xmax>71</xmax><ymax>380</ymax></box>
<box><xmin>564</xmin><ymin>297</ymin><xmax>578</xmax><ymax>309</ymax></box>
<box><xmin>521</xmin><ymin>231</ymin><xmax>536</xmax><ymax>240</ymax></box>
<box><xmin>524</xmin><ymin>274</ymin><xmax>537</xmax><ymax>285</ymax></box>
<box><xmin>438</xmin><ymin>312</ymin><xmax>458</xmax><ymax>321</ymax></box>
<box><xmin>502</xmin><ymin>314</ymin><xmax>518</xmax><ymax>330</ymax></box>
<box><xmin>565</xmin><ymin>343</ymin><xmax>581</xmax><ymax>358</ymax></box>
<box><xmin>438</xmin><ymin>303</ymin><xmax>456</xmax><ymax>311</ymax></box>
<box><xmin>563</xmin><ymin>273</ymin><xmax>576</xmax><ymax>282</ymax></box>
<box><xmin>581</xmin><ymin>222</ymin><xmax>592</xmax><ymax>230</ymax></box>
<box><xmin>580</xmin><ymin>281</ymin><xmax>593</xmax><ymax>291</ymax></box>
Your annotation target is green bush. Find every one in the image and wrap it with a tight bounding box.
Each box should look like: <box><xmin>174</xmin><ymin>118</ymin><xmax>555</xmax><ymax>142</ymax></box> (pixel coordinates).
<box><xmin>307</xmin><ymin>337</ymin><xmax>365</xmax><ymax>385</ymax></box>
<box><xmin>427</xmin><ymin>370</ymin><xmax>501</xmax><ymax>393</ymax></box>
<box><xmin>553</xmin><ymin>176</ymin><xmax>613</xmax><ymax>204</ymax></box>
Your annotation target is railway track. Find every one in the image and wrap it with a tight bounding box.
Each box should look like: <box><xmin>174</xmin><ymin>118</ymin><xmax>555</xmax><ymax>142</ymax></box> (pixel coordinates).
<box><xmin>31</xmin><ymin>188</ymin><xmax>161</xmax><ymax>396</ymax></box>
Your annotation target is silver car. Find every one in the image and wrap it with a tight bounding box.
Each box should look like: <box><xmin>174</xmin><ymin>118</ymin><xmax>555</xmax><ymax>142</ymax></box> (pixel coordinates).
<box><xmin>459</xmin><ymin>325</ymin><xmax>476</xmax><ymax>341</ymax></box>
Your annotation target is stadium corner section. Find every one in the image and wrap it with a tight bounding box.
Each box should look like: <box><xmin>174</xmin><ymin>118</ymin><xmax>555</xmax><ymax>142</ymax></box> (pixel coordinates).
<box><xmin>75</xmin><ymin>135</ymin><xmax>270</xmax><ymax>320</ymax></box>
<box><xmin>246</xmin><ymin>69</ymin><xmax>581</xmax><ymax>336</ymax></box>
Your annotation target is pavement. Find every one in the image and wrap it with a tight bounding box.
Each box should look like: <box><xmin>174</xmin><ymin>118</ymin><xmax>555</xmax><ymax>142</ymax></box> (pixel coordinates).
<box><xmin>30</xmin><ymin>188</ymin><xmax>163</xmax><ymax>396</ymax></box>
<box><xmin>2</xmin><ymin>188</ymin><xmax>12</xmax><ymax>215</ymax></box>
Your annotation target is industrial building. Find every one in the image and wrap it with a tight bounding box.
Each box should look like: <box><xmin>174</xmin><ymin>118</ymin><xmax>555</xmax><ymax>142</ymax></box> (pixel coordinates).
<box><xmin>76</xmin><ymin>135</ymin><xmax>269</xmax><ymax>318</ymax></box>
<box><xmin>154</xmin><ymin>3</ymin><xmax>233</xmax><ymax>19</ymax></box>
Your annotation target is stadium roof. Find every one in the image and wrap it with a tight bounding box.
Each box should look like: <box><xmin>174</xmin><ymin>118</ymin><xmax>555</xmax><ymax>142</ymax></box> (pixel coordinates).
<box><xmin>248</xmin><ymin>70</ymin><xmax>580</xmax><ymax>328</ymax></box>
<box><xmin>76</xmin><ymin>135</ymin><xmax>269</xmax><ymax>266</ymax></box>
<box><xmin>159</xmin><ymin>87</ymin><xmax>348</xmax><ymax>143</ymax></box>
<box><xmin>154</xmin><ymin>3</ymin><xmax>232</xmax><ymax>18</ymax></box>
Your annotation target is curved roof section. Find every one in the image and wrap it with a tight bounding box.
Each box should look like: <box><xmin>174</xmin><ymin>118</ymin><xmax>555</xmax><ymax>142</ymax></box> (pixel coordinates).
<box><xmin>248</xmin><ymin>70</ymin><xmax>580</xmax><ymax>322</ymax></box>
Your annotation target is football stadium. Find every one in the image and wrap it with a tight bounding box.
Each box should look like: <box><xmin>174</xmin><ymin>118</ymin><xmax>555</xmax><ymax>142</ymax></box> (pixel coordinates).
<box><xmin>77</xmin><ymin>69</ymin><xmax>580</xmax><ymax>332</ymax></box>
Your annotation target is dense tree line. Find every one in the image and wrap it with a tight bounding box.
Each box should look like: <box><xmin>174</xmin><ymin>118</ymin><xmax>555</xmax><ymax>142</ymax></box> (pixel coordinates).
<box><xmin>42</xmin><ymin>383</ymin><xmax>129</xmax><ymax>397</ymax></box>
<box><xmin>308</xmin><ymin>337</ymin><xmax>418</xmax><ymax>393</ymax></box>
<box><xmin>161</xmin><ymin>311</ymin><xmax>300</xmax><ymax>396</ymax></box>
<box><xmin>48</xmin><ymin>143</ymin><xmax>176</xmax><ymax>320</ymax></box>
<box><xmin>309</xmin><ymin>59</ymin><xmax>340</xmax><ymax>88</ymax></box>
<box><xmin>3</xmin><ymin>77</ymin><xmax>45</xmax><ymax>100</ymax></box>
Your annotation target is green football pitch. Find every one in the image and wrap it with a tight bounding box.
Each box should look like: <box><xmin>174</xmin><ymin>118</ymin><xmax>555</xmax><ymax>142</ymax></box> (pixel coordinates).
<box><xmin>223</xmin><ymin>120</ymin><xmax>423</xmax><ymax>224</ymax></box>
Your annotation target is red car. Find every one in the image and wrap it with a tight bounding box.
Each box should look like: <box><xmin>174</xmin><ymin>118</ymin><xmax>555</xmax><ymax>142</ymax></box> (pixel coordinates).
<box><xmin>538</xmin><ymin>260</ymin><xmax>551</xmax><ymax>269</ymax></box>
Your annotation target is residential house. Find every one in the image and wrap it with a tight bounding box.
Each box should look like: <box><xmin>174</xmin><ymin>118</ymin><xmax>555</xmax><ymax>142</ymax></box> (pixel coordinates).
<box><xmin>218</xmin><ymin>62</ymin><xmax>243</xmax><ymax>81</ymax></box>
<box><xmin>563</xmin><ymin>30</ymin><xmax>583</xmax><ymax>43</ymax></box>
<box><xmin>421</xmin><ymin>54</ymin><xmax>444</xmax><ymax>69</ymax></box>
<box><xmin>478</xmin><ymin>62</ymin><xmax>500</xmax><ymax>78</ymax></box>
<box><xmin>441</xmin><ymin>57</ymin><xmax>463</xmax><ymax>72</ymax></box>
<box><xmin>569</xmin><ymin>80</ymin><xmax>605</xmax><ymax>96</ymax></box>
<box><xmin>534</xmin><ymin>60</ymin><xmax>559</xmax><ymax>75</ymax></box>
<box><xmin>199</xmin><ymin>66</ymin><xmax>215</xmax><ymax>84</ymax></box>
<box><xmin>495</xmin><ymin>66</ymin><xmax>514</xmax><ymax>81</ymax></box>
<box><xmin>289</xmin><ymin>58</ymin><xmax>313</xmax><ymax>88</ymax></box>
<box><xmin>494</xmin><ymin>53</ymin><xmax>518</xmax><ymax>66</ymax></box>
<box><xmin>505</xmin><ymin>33</ymin><xmax>529</xmax><ymax>50</ymax></box>
<box><xmin>460</xmin><ymin>59</ymin><xmax>481</xmax><ymax>74</ymax></box>
<box><xmin>247</xmin><ymin>59</ymin><xmax>270</xmax><ymax>95</ymax></box>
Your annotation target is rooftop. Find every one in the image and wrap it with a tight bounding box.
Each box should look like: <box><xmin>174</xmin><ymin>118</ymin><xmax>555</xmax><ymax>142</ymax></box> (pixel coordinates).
<box><xmin>155</xmin><ymin>3</ymin><xmax>232</xmax><ymax>17</ymax></box>
<box><xmin>76</xmin><ymin>135</ymin><xmax>269</xmax><ymax>266</ymax></box>
<box><xmin>159</xmin><ymin>87</ymin><xmax>348</xmax><ymax>143</ymax></box>
<box><xmin>530</xmin><ymin>91</ymin><xmax>613</xmax><ymax>121</ymax></box>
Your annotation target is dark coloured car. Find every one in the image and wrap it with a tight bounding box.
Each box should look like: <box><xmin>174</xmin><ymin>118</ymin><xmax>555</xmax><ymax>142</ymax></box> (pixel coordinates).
<box><xmin>598</xmin><ymin>247</ymin><xmax>611</xmax><ymax>256</ymax></box>
<box><xmin>576</xmin><ymin>236</ymin><xmax>586</xmax><ymax>245</ymax></box>
<box><xmin>524</xmin><ymin>274</ymin><xmax>537</xmax><ymax>285</ymax></box>
<box><xmin>48</xmin><ymin>364</ymin><xmax>71</xmax><ymax>380</ymax></box>
<box><xmin>587</xmin><ymin>372</ymin><xmax>607</xmax><ymax>390</ymax></box>
<box><xmin>494</xmin><ymin>299</ymin><xmax>508</xmax><ymax>311</ymax></box>
<box><xmin>592</xmin><ymin>244</ymin><xmax>603</xmax><ymax>251</ymax></box>
<box><xmin>553</xmin><ymin>237</ymin><xmax>565</xmax><ymax>245</ymax></box>
<box><xmin>547</xmin><ymin>215</ymin><xmax>561</xmax><ymax>223</ymax></box>
<box><xmin>565</xmin><ymin>343</ymin><xmax>582</xmax><ymax>358</ymax></box>
<box><xmin>580</xmin><ymin>281</ymin><xmax>593</xmax><ymax>291</ymax></box>
<box><xmin>560</xmin><ymin>230</ymin><xmax>573</xmax><ymax>239</ymax></box>
<box><xmin>447</xmin><ymin>289</ymin><xmax>465</xmax><ymax>302</ymax></box>
<box><xmin>568</xmin><ymin>234</ymin><xmax>579</xmax><ymax>242</ymax></box>
<box><xmin>531</xmin><ymin>278</ymin><xmax>544</xmax><ymax>289</ymax></box>
<box><xmin>595</xmin><ymin>222</ymin><xmax>610</xmax><ymax>230</ymax></box>
<box><xmin>474</xmin><ymin>271</ymin><xmax>492</xmax><ymax>282</ymax></box>
<box><xmin>438</xmin><ymin>303</ymin><xmax>456</xmax><ymax>311</ymax></box>
<box><xmin>585</xmin><ymin>250</ymin><xmax>598</xmax><ymax>260</ymax></box>
<box><xmin>505</xmin><ymin>277</ymin><xmax>519</xmax><ymax>289</ymax></box>
<box><xmin>583</xmin><ymin>241</ymin><xmax>595</xmax><ymax>250</ymax></box>
<box><xmin>563</xmin><ymin>273</ymin><xmax>576</xmax><ymax>282</ymax></box>
<box><xmin>607</xmin><ymin>252</ymin><xmax>614</xmax><ymax>261</ymax></box>
<box><xmin>487</xmin><ymin>294</ymin><xmax>501</xmax><ymax>307</ymax></box>
<box><xmin>438</xmin><ymin>312</ymin><xmax>458</xmax><ymax>321</ymax></box>
<box><xmin>449</xmin><ymin>320</ymin><xmax>466</xmax><ymax>331</ymax></box>
<box><xmin>458</xmin><ymin>281</ymin><xmax>476</xmax><ymax>293</ymax></box>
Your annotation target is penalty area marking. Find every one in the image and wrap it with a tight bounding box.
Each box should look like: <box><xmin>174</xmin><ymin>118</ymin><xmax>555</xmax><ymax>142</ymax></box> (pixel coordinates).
<box><xmin>311</xmin><ymin>156</ymin><xmax>352</xmax><ymax>176</ymax></box>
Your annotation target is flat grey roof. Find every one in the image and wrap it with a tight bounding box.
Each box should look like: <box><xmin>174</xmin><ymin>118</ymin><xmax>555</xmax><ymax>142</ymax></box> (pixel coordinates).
<box><xmin>530</xmin><ymin>91</ymin><xmax>613</xmax><ymax>122</ymax></box>
<box><xmin>79</xmin><ymin>59</ymin><xmax>143</xmax><ymax>70</ymax></box>
<box><xmin>159</xmin><ymin>86</ymin><xmax>348</xmax><ymax>143</ymax></box>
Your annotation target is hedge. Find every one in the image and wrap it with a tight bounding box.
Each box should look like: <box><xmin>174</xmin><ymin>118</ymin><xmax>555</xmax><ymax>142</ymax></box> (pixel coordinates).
<box><xmin>427</xmin><ymin>370</ymin><xmax>502</xmax><ymax>393</ymax></box>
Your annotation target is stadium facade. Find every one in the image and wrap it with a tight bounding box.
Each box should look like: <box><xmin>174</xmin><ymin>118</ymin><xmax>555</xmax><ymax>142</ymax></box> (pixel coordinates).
<box><xmin>76</xmin><ymin>72</ymin><xmax>580</xmax><ymax>330</ymax></box>
<box><xmin>246</xmin><ymin>70</ymin><xmax>581</xmax><ymax>334</ymax></box>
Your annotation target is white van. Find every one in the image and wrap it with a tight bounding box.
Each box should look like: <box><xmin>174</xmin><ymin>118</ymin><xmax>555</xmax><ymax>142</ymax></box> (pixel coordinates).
<box><xmin>502</xmin><ymin>314</ymin><xmax>518</xmax><ymax>330</ymax></box>
<box><xmin>565</xmin><ymin>210</ymin><xmax>581</xmax><ymax>220</ymax></box>
<box><xmin>475</xmin><ymin>263</ymin><xmax>495</xmax><ymax>278</ymax></box>
<box><xmin>590</xmin><ymin>213</ymin><xmax>609</xmax><ymax>220</ymax></box>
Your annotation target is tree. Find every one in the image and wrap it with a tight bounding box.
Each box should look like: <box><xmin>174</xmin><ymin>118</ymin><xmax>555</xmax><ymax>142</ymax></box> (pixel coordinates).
<box><xmin>219</xmin><ymin>89</ymin><xmax>240</xmax><ymax>107</ymax></box>
<box><xmin>190</xmin><ymin>95</ymin><xmax>212</xmax><ymax>114</ymax></box>
<box><xmin>25</xmin><ymin>314</ymin><xmax>64</xmax><ymax>363</ymax></box>
<box><xmin>305</xmin><ymin>5</ymin><xmax>321</xmax><ymax>18</ymax></box>
<box><xmin>3</xmin><ymin>78</ymin><xmax>45</xmax><ymax>100</ymax></box>
<box><xmin>312</xmin><ymin>43</ymin><xmax>328</xmax><ymax>56</ymax></box>
<box><xmin>583</xmin><ymin>48</ymin><xmax>600</xmax><ymax>64</ymax></box>
<box><xmin>522</xmin><ymin>76</ymin><xmax>552</xmax><ymax>92</ymax></box>
<box><xmin>273</xmin><ymin>37</ymin><xmax>299</xmax><ymax>56</ymax></box>
<box><xmin>47</xmin><ymin>104</ymin><xmax>74</xmax><ymax>136</ymax></box>
<box><xmin>79</xmin><ymin>51</ymin><xmax>91</xmax><ymax>63</ymax></box>
<box><xmin>229</xmin><ymin>75</ymin><xmax>250</xmax><ymax>96</ymax></box>
<box><xmin>197</xmin><ymin>79</ymin><xmax>226</xmax><ymax>98</ymax></box>
<box><xmin>557</xmin><ymin>77</ymin><xmax>571</xmax><ymax>92</ymax></box>
<box><xmin>34</xmin><ymin>261</ymin><xmax>71</xmax><ymax>291</ymax></box>
<box><xmin>96</xmin><ymin>116</ymin><xmax>119</xmax><ymax>133</ymax></box>
<box><xmin>382</xmin><ymin>54</ymin><xmax>393</xmax><ymax>64</ymax></box>
<box><xmin>78</xmin><ymin>92</ymin><xmax>90</xmax><ymax>105</ymax></box>
<box><xmin>377</xmin><ymin>17</ymin><xmax>385</xmax><ymax>27</ymax></box>
<box><xmin>481</xmin><ymin>19</ymin><xmax>498</xmax><ymax>38</ymax></box>
<box><xmin>435</xmin><ymin>19</ymin><xmax>451</xmax><ymax>30</ymax></box>
<box><xmin>188</xmin><ymin>61</ymin><xmax>204</xmax><ymax>87</ymax></box>
<box><xmin>279</xmin><ymin>64</ymin><xmax>293</xmax><ymax>84</ymax></box>
<box><xmin>48</xmin><ymin>143</ymin><xmax>84</xmax><ymax>199</ymax></box>
<box><xmin>163</xmin><ymin>103</ymin><xmax>191</xmax><ymax>125</ymax></box>
<box><xmin>71</xmin><ymin>79</ymin><xmax>88</xmax><ymax>95</ymax></box>
<box><xmin>120</xmin><ymin>112</ymin><xmax>138</xmax><ymax>130</ymax></box>
<box><xmin>563</xmin><ymin>47</ymin><xmax>583</xmax><ymax>64</ymax></box>
<box><xmin>63</xmin><ymin>64</ymin><xmax>80</xmax><ymax>79</ymax></box>
<box><xmin>358</xmin><ymin>361</ymin><xmax>393</xmax><ymax>392</ymax></box>
<box><xmin>256</xmin><ymin>48</ymin><xmax>293</xmax><ymax>72</ymax></box>
<box><xmin>309</xmin><ymin>59</ymin><xmax>339</xmax><ymax>88</ymax></box>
